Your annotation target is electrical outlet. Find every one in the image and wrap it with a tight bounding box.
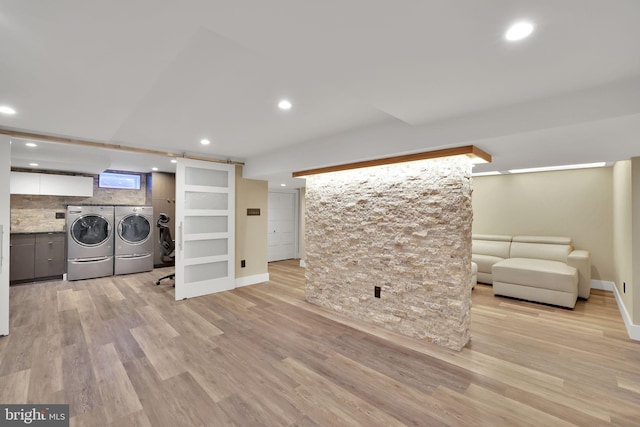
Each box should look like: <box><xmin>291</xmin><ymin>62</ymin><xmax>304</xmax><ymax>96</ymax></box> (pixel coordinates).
<box><xmin>374</xmin><ymin>286</ymin><xmax>381</xmax><ymax>298</ymax></box>
<box><xmin>241</xmin><ymin>260</ymin><xmax>246</xmax><ymax>268</ymax></box>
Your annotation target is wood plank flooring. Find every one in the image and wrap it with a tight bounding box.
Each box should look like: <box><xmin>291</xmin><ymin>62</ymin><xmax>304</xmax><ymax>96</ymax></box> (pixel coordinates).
<box><xmin>1</xmin><ymin>259</ymin><xmax>639</xmax><ymax>426</ymax></box>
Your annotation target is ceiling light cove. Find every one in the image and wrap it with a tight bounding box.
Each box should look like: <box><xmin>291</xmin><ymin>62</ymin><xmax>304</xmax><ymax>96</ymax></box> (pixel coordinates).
<box><xmin>472</xmin><ymin>171</ymin><xmax>501</xmax><ymax>177</ymax></box>
<box><xmin>25</xmin><ymin>142</ymin><xmax>37</xmax><ymax>148</ymax></box>
<box><xmin>505</xmin><ymin>21</ymin><xmax>534</xmax><ymax>41</ymax></box>
<box><xmin>200</xmin><ymin>139</ymin><xmax>211</xmax><ymax>145</ymax></box>
<box><xmin>509</xmin><ymin>162</ymin><xmax>606</xmax><ymax>174</ymax></box>
<box><xmin>29</xmin><ymin>163</ymin><xmax>38</xmax><ymax>167</ymax></box>
<box><xmin>278</xmin><ymin>99</ymin><xmax>292</xmax><ymax>110</ymax></box>
<box><xmin>0</xmin><ymin>106</ymin><xmax>16</xmax><ymax>115</ymax></box>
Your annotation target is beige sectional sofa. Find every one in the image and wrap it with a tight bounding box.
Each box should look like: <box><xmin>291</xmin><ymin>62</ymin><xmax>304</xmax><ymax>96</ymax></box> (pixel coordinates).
<box><xmin>472</xmin><ymin>234</ymin><xmax>591</xmax><ymax>309</ymax></box>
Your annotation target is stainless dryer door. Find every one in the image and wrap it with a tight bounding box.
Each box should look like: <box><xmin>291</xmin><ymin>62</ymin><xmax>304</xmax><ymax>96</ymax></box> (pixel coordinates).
<box><xmin>118</xmin><ymin>214</ymin><xmax>151</xmax><ymax>244</ymax></box>
<box><xmin>115</xmin><ymin>213</ymin><xmax>153</xmax><ymax>256</ymax></box>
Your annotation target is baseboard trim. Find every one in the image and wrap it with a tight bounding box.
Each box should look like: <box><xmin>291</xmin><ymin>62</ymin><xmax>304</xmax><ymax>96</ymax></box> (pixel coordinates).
<box><xmin>610</xmin><ymin>281</ymin><xmax>640</xmax><ymax>341</ymax></box>
<box><xmin>300</xmin><ymin>259</ymin><xmax>306</xmax><ymax>268</ymax></box>
<box><xmin>590</xmin><ymin>279</ymin><xmax>614</xmax><ymax>291</ymax></box>
<box><xmin>235</xmin><ymin>273</ymin><xmax>269</xmax><ymax>288</ymax></box>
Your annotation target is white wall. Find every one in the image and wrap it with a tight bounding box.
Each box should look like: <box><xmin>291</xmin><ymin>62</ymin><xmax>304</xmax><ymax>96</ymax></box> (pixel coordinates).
<box><xmin>235</xmin><ymin>165</ymin><xmax>269</xmax><ymax>279</ymax></box>
<box><xmin>1</xmin><ymin>136</ymin><xmax>11</xmax><ymax>335</ymax></box>
<box><xmin>613</xmin><ymin>161</ymin><xmax>633</xmax><ymax>320</ymax></box>
<box><xmin>632</xmin><ymin>158</ymin><xmax>640</xmax><ymax>325</ymax></box>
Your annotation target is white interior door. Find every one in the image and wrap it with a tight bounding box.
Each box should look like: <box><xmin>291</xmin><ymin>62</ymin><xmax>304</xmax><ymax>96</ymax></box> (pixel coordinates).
<box><xmin>268</xmin><ymin>191</ymin><xmax>297</xmax><ymax>262</ymax></box>
<box><xmin>175</xmin><ymin>159</ymin><xmax>235</xmax><ymax>300</ymax></box>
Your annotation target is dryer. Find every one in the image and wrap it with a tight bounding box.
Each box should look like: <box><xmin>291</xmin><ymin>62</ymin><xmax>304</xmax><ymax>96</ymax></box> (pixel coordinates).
<box><xmin>67</xmin><ymin>205</ymin><xmax>114</xmax><ymax>281</ymax></box>
<box><xmin>114</xmin><ymin>206</ymin><xmax>154</xmax><ymax>275</ymax></box>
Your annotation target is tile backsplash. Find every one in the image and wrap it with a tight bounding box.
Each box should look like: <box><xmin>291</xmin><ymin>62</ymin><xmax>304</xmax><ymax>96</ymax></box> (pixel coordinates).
<box><xmin>10</xmin><ymin>208</ymin><xmax>67</xmax><ymax>233</ymax></box>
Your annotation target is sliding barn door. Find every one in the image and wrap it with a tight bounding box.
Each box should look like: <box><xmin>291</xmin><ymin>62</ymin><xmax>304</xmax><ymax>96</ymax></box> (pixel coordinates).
<box><xmin>174</xmin><ymin>159</ymin><xmax>235</xmax><ymax>300</ymax></box>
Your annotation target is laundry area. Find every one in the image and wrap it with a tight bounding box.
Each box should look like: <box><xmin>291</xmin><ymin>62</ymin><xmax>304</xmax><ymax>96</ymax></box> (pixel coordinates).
<box><xmin>8</xmin><ymin>170</ymin><xmax>175</xmax><ymax>284</ymax></box>
<box><xmin>65</xmin><ymin>205</ymin><xmax>155</xmax><ymax>280</ymax></box>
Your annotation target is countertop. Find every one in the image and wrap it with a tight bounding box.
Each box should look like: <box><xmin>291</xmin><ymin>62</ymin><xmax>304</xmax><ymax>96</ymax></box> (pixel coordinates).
<box><xmin>10</xmin><ymin>231</ymin><xmax>66</xmax><ymax>235</ymax></box>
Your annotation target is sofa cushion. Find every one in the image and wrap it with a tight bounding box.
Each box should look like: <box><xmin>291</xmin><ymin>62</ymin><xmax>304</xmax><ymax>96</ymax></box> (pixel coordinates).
<box><xmin>472</xmin><ymin>254</ymin><xmax>505</xmax><ymax>274</ymax></box>
<box><xmin>472</xmin><ymin>234</ymin><xmax>512</xmax><ymax>259</ymax></box>
<box><xmin>512</xmin><ymin>235</ymin><xmax>572</xmax><ymax>245</ymax></box>
<box><xmin>510</xmin><ymin>236</ymin><xmax>572</xmax><ymax>263</ymax></box>
<box><xmin>472</xmin><ymin>234</ymin><xmax>513</xmax><ymax>242</ymax></box>
<box><xmin>492</xmin><ymin>258</ymin><xmax>578</xmax><ymax>293</ymax></box>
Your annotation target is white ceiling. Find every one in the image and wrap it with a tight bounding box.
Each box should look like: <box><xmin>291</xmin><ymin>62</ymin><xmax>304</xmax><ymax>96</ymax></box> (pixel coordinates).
<box><xmin>1</xmin><ymin>0</ymin><xmax>640</xmax><ymax>187</ymax></box>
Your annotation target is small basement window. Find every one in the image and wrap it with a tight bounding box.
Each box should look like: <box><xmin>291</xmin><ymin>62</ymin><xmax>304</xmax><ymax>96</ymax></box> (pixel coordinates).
<box><xmin>99</xmin><ymin>172</ymin><xmax>141</xmax><ymax>190</ymax></box>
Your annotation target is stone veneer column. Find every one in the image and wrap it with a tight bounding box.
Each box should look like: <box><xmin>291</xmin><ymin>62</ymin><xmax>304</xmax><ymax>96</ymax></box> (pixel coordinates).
<box><xmin>305</xmin><ymin>156</ymin><xmax>473</xmax><ymax>351</ymax></box>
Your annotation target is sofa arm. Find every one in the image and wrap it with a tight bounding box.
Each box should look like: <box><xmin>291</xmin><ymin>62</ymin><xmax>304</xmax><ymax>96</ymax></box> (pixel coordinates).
<box><xmin>568</xmin><ymin>250</ymin><xmax>591</xmax><ymax>299</ymax></box>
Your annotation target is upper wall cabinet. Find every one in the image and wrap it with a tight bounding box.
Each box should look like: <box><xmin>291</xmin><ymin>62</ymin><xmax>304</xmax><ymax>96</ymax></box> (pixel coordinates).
<box><xmin>10</xmin><ymin>172</ymin><xmax>94</xmax><ymax>197</ymax></box>
<box><xmin>10</xmin><ymin>172</ymin><xmax>40</xmax><ymax>194</ymax></box>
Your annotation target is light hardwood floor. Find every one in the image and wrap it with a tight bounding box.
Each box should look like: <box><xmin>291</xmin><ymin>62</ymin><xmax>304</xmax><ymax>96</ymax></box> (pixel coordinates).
<box><xmin>1</xmin><ymin>260</ymin><xmax>639</xmax><ymax>426</ymax></box>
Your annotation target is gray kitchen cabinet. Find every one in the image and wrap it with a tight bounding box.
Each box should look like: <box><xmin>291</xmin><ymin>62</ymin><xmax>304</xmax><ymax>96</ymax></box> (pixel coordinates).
<box><xmin>151</xmin><ymin>171</ymin><xmax>175</xmax><ymax>200</ymax></box>
<box><xmin>10</xmin><ymin>232</ymin><xmax>66</xmax><ymax>284</ymax></box>
<box><xmin>34</xmin><ymin>233</ymin><xmax>66</xmax><ymax>278</ymax></box>
<box><xmin>150</xmin><ymin>172</ymin><xmax>175</xmax><ymax>267</ymax></box>
<box><xmin>10</xmin><ymin>234</ymin><xmax>35</xmax><ymax>282</ymax></box>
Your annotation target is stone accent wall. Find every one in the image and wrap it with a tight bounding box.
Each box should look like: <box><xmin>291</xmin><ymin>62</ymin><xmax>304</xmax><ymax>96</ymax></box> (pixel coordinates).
<box><xmin>11</xmin><ymin>171</ymin><xmax>148</xmax><ymax>232</ymax></box>
<box><xmin>305</xmin><ymin>156</ymin><xmax>473</xmax><ymax>351</ymax></box>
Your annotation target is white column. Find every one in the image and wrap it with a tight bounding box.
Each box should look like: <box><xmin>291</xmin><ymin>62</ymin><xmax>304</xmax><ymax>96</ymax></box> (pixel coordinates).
<box><xmin>0</xmin><ymin>135</ymin><xmax>10</xmax><ymax>336</ymax></box>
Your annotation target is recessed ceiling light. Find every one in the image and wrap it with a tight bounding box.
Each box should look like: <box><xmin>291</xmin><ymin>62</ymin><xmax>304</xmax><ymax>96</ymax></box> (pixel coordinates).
<box><xmin>25</xmin><ymin>142</ymin><xmax>37</xmax><ymax>148</ymax></box>
<box><xmin>280</xmin><ymin>183</ymin><xmax>286</xmax><ymax>187</ymax></box>
<box><xmin>152</xmin><ymin>167</ymin><xmax>158</xmax><ymax>171</ymax></box>
<box><xmin>0</xmin><ymin>106</ymin><xmax>16</xmax><ymax>115</ymax></box>
<box><xmin>29</xmin><ymin>163</ymin><xmax>38</xmax><ymax>167</ymax></box>
<box><xmin>171</xmin><ymin>159</ymin><xmax>177</xmax><ymax>164</ymax></box>
<box><xmin>200</xmin><ymin>139</ymin><xmax>211</xmax><ymax>145</ymax></box>
<box><xmin>505</xmin><ymin>21</ymin><xmax>534</xmax><ymax>41</ymax></box>
<box><xmin>278</xmin><ymin>99</ymin><xmax>292</xmax><ymax>110</ymax></box>
<box><xmin>509</xmin><ymin>162</ymin><xmax>606</xmax><ymax>174</ymax></box>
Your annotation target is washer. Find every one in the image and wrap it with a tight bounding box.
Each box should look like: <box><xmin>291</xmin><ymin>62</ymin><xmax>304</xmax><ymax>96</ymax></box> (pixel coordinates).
<box><xmin>114</xmin><ymin>206</ymin><xmax>154</xmax><ymax>275</ymax></box>
<box><xmin>67</xmin><ymin>205</ymin><xmax>114</xmax><ymax>281</ymax></box>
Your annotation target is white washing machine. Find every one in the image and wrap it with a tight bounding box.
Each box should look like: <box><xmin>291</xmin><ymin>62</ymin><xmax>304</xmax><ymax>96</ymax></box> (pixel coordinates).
<box><xmin>114</xmin><ymin>206</ymin><xmax>154</xmax><ymax>275</ymax></box>
<box><xmin>67</xmin><ymin>205</ymin><xmax>114</xmax><ymax>281</ymax></box>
